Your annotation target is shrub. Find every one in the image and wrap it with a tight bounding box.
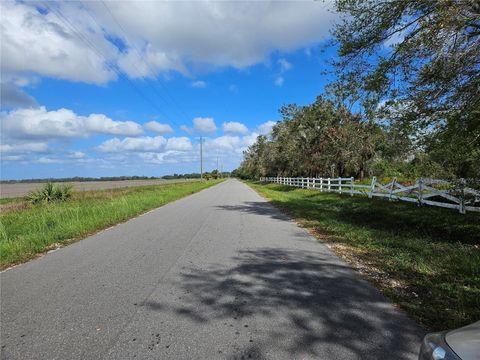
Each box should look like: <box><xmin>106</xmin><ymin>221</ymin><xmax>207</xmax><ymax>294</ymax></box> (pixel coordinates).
<box><xmin>27</xmin><ymin>182</ymin><xmax>74</xmax><ymax>204</ymax></box>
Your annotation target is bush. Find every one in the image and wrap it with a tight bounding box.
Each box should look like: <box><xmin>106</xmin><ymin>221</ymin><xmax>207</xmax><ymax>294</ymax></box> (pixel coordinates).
<box><xmin>27</xmin><ymin>182</ymin><xmax>74</xmax><ymax>204</ymax></box>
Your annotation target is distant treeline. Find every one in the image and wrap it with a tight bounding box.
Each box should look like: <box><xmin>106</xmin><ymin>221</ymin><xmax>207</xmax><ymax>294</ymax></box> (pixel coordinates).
<box><xmin>1</xmin><ymin>175</ymin><xmax>201</xmax><ymax>183</ymax></box>
<box><xmin>163</xmin><ymin>172</ymin><xmax>231</xmax><ymax>179</ymax></box>
<box><xmin>162</xmin><ymin>173</ymin><xmax>202</xmax><ymax>179</ymax></box>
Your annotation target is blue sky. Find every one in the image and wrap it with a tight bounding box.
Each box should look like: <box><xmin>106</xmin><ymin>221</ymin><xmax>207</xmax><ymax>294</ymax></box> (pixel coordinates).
<box><xmin>1</xmin><ymin>0</ymin><xmax>338</xmax><ymax>179</ymax></box>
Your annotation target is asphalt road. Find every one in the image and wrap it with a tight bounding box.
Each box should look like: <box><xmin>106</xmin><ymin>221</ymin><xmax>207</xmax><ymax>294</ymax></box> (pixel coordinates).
<box><xmin>0</xmin><ymin>179</ymin><xmax>197</xmax><ymax>198</ymax></box>
<box><xmin>0</xmin><ymin>179</ymin><xmax>424</xmax><ymax>359</ymax></box>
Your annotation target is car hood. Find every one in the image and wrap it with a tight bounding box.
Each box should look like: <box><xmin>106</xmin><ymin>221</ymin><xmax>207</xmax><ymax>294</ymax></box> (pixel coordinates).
<box><xmin>445</xmin><ymin>321</ymin><xmax>480</xmax><ymax>360</ymax></box>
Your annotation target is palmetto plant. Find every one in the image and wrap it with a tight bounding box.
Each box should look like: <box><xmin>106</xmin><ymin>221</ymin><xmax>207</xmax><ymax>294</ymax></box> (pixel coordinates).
<box><xmin>27</xmin><ymin>182</ymin><xmax>74</xmax><ymax>204</ymax></box>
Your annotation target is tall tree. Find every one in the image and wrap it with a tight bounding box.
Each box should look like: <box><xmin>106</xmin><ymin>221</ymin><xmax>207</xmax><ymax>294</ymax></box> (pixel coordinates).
<box><xmin>331</xmin><ymin>0</ymin><xmax>480</xmax><ymax>130</ymax></box>
<box><xmin>237</xmin><ymin>97</ymin><xmax>397</xmax><ymax>179</ymax></box>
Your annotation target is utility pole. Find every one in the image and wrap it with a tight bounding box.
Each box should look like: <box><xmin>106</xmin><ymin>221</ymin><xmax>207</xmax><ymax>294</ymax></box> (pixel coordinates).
<box><xmin>200</xmin><ymin>136</ymin><xmax>203</xmax><ymax>180</ymax></box>
<box><xmin>216</xmin><ymin>156</ymin><xmax>219</xmax><ymax>172</ymax></box>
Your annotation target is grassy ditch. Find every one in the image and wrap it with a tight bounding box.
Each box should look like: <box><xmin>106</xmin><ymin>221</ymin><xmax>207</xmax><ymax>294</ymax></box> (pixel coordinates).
<box><xmin>0</xmin><ymin>180</ymin><xmax>223</xmax><ymax>269</ymax></box>
<box><xmin>247</xmin><ymin>181</ymin><xmax>480</xmax><ymax>332</ymax></box>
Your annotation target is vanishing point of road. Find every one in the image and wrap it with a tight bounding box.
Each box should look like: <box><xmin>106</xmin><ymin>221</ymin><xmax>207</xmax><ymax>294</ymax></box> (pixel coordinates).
<box><xmin>0</xmin><ymin>179</ymin><xmax>424</xmax><ymax>359</ymax></box>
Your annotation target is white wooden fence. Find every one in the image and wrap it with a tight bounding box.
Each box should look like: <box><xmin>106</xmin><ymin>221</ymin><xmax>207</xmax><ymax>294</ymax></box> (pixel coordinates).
<box><xmin>260</xmin><ymin>176</ymin><xmax>480</xmax><ymax>214</ymax></box>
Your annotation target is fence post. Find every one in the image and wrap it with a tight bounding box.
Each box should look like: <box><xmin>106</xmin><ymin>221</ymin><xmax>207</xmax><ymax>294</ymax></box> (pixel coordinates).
<box><xmin>417</xmin><ymin>178</ymin><xmax>423</xmax><ymax>206</ymax></box>
<box><xmin>301</xmin><ymin>177</ymin><xmax>304</xmax><ymax>188</ymax></box>
<box><xmin>339</xmin><ymin>178</ymin><xmax>342</xmax><ymax>194</ymax></box>
<box><xmin>459</xmin><ymin>178</ymin><xmax>466</xmax><ymax>214</ymax></box>
<box><xmin>389</xmin><ymin>177</ymin><xmax>397</xmax><ymax>201</ymax></box>
<box><xmin>320</xmin><ymin>177</ymin><xmax>323</xmax><ymax>192</ymax></box>
<box><xmin>328</xmin><ymin>178</ymin><xmax>331</xmax><ymax>191</ymax></box>
<box><xmin>306</xmin><ymin>177</ymin><xmax>310</xmax><ymax>188</ymax></box>
<box><xmin>350</xmin><ymin>177</ymin><xmax>354</xmax><ymax>196</ymax></box>
<box><xmin>368</xmin><ymin>176</ymin><xmax>376</xmax><ymax>198</ymax></box>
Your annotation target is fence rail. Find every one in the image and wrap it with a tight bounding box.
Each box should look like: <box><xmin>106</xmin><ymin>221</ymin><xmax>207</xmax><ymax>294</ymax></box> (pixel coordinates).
<box><xmin>260</xmin><ymin>176</ymin><xmax>480</xmax><ymax>214</ymax></box>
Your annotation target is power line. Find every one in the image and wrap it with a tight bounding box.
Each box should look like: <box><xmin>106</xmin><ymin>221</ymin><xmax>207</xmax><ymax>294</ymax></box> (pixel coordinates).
<box><xmin>41</xmin><ymin>1</ymin><xmax>173</xmax><ymax>121</ymax></box>
<box><xmin>99</xmin><ymin>0</ymin><xmax>192</xmax><ymax>123</ymax></box>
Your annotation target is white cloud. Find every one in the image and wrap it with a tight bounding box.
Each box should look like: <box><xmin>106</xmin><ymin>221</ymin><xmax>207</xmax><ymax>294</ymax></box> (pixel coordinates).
<box><xmin>137</xmin><ymin>151</ymin><xmax>177</xmax><ymax>165</ymax></box>
<box><xmin>206</xmin><ymin>133</ymin><xmax>258</xmax><ymax>153</ymax></box>
<box><xmin>165</xmin><ymin>137</ymin><xmax>193</xmax><ymax>151</ymax></box>
<box><xmin>97</xmin><ymin>135</ymin><xmax>192</xmax><ymax>153</ymax></box>
<box><xmin>117</xmin><ymin>46</ymin><xmax>187</xmax><ymax>78</ymax></box>
<box><xmin>144</xmin><ymin>121</ymin><xmax>173</xmax><ymax>134</ymax></box>
<box><xmin>1</xmin><ymin>1</ymin><xmax>336</xmax><ymax>83</ymax></box>
<box><xmin>66</xmin><ymin>151</ymin><xmax>86</xmax><ymax>159</ymax></box>
<box><xmin>2</xmin><ymin>155</ymin><xmax>25</xmax><ymax>162</ymax></box>
<box><xmin>0</xmin><ymin>142</ymin><xmax>49</xmax><ymax>154</ymax></box>
<box><xmin>191</xmin><ymin>80</ymin><xmax>207</xmax><ymax>88</ymax></box>
<box><xmin>0</xmin><ymin>82</ymin><xmax>37</xmax><ymax>108</ymax></box>
<box><xmin>1</xmin><ymin>107</ymin><xmax>143</xmax><ymax>140</ymax></box>
<box><xmin>222</xmin><ymin>121</ymin><xmax>249</xmax><ymax>134</ymax></box>
<box><xmin>193</xmin><ymin>117</ymin><xmax>217</xmax><ymax>133</ymax></box>
<box><xmin>278</xmin><ymin>58</ymin><xmax>292</xmax><ymax>72</ymax></box>
<box><xmin>180</xmin><ymin>125</ymin><xmax>194</xmax><ymax>135</ymax></box>
<box><xmin>97</xmin><ymin>136</ymin><xmax>166</xmax><ymax>152</ymax></box>
<box><xmin>275</xmin><ymin>76</ymin><xmax>284</xmax><ymax>87</ymax></box>
<box><xmin>273</xmin><ymin>58</ymin><xmax>292</xmax><ymax>87</ymax></box>
<box><xmin>0</xmin><ymin>1</ymin><xmax>116</xmax><ymax>85</ymax></box>
<box><xmin>242</xmin><ymin>132</ymin><xmax>260</xmax><ymax>147</ymax></box>
<box><xmin>137</xmin><ymin>150</ymin><xmax>198</xmax><ymax>165</ymax></box>
<box><xmin>94</xmin><ymin>1</ymin><xmax>335</xmax><ymax>69</ymax></box>
<box><xmin>208</xmin><ymin>135</ymin><xmax>241</xmax><ymax>151</ymax></box>
<box><xmin>37</xmin><ymin>156</ymin><xmax>63</xmax><ymax>164</ymax></box>
<box><xmin>258</xmin><ymin>120</ymin><xmax>277</xmax><ymax>135</ymax></box>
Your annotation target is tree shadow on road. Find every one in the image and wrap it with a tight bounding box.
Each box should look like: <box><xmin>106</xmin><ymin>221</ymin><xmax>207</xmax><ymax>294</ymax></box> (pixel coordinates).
<box><xmin>145</xmin><ymin>247</ymin><xmax>424</xmax><ymax>359</ymax></box>
<box><xmin>215</xmin><ymin>202</ymin><xmax>292</xmax><ymax>222</ymax></box>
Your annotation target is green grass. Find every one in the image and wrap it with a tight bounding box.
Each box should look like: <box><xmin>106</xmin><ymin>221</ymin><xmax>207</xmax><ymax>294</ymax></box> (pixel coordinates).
<box><xmin>247</xmin><ymin>181</ymin><xmax>480</xmax><ymax>331</ymax></box>
<box><xmin>0</xmin><ymin>197</ymin><xmax>21</xmax><ymax>205</ymax></box>
<box><xmin>0</xmin><ymin>180</ymin><xmax>223</xmax><ymax>269</ymax></box>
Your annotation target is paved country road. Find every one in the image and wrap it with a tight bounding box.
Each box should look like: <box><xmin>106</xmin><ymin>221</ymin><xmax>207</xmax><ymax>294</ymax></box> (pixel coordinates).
<box><xmin>0</xmin><ymin>179</ymin><xmax>424</xmax><ymax>360</ymax></box>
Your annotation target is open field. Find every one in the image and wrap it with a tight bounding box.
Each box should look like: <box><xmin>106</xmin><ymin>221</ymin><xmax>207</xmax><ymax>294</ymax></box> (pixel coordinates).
<box><xmin>0</xmin><ymin>178</ymin><xmax>199</xmax><ymax>199</ymax></box>
<box><xmin>246</xmin><ymin>181</ymin><xmax>480</xmax><ymax>331</ymax></box>
<box><xmin>0</xmin><ymin>179</ymin><xmax>223</xmax><ymax>269</ymax></box>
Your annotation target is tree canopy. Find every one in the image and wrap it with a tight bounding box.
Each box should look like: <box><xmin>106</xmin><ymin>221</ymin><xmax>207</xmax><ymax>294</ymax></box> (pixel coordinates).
<box><xmin>330</xmin><ymin>0</ymin><xmax>479</xmax><ymax>128</ymax></box>
<box><xmin>237</xmin><ymin>97</ymin><xmax>412</xmax><ymax>180</ymax></box>
<box><xmin>237</xmin><ymin>0</ymin><xmax>479</xmax><ymax>181</ymax></box>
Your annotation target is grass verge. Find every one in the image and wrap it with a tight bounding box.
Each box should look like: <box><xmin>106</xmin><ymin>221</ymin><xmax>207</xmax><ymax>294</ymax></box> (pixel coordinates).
<box><xmin>0</xmin><ymin>180</ymin><xmax>223</xmax><ymax>269</ymax></box>
<box><xmin>246</xmin><ymin>181</ymin><xmax>480</xmax><ymax>331</ymax></box>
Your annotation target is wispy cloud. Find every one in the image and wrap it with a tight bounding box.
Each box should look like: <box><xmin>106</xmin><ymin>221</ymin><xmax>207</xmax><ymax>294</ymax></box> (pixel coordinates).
<box><xmin>274</xmin><ymin>76</ymin><xmax>284</xmax><ymax>87</ymax></box>
<box><xmin>222</xmin><ymin>121</ymin><xmax>249</xmax><ymax>135</ymax></box>
<box><xmin>144</xmin><ymin>121</ymin><xmax>174</xmax><ymax>134</ymax></box>
<box><xmin>191</xmin><ymin>80</ymin><xmax>207</xmax><ymax>88</ymax></box>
